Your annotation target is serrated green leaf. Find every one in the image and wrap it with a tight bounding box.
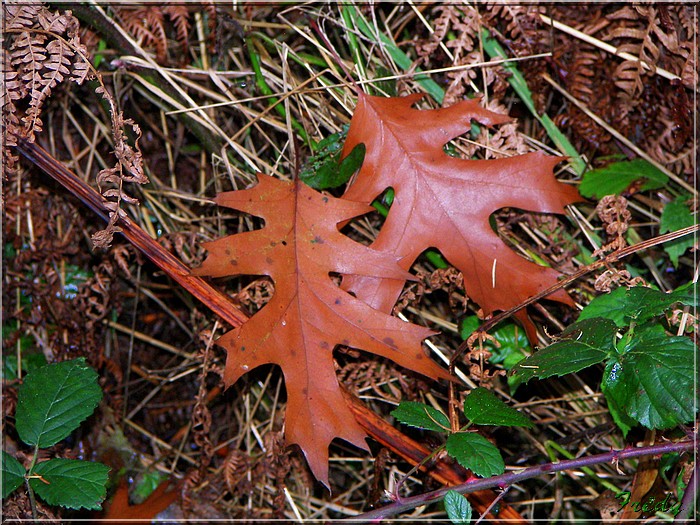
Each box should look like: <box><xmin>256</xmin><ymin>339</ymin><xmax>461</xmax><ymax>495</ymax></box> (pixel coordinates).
<box><xmin>16</xmin><ymin>358</ymin><xmax>102</xmax><ymax>448</ymax></box>
<box><xmin>391</xmin><ymin>401</ymin><xmax>450</xmax><ymax>432</ymax></box>
<box><xmin>577</xmin><ymin>287</ymin><xmax>630</xmax><ymax>327</ymax></box>
<box><xmin>512</xmin><ymin>318</ymin><xmax>617</xmax><ymax>384</ymax></box>
<box><xmin>446</xmin><ymin>432</ymin><xmax>504</xmax><ymax>478</ymax></box>
<box><xmin>30</xmin><ymin>459</ymin><xmax>109</xmax><ymax>510</ymax></box>
<box><xmin>462</xmin><ymin>388</ymin><xmax>534</xmax><ymax>428</ymax></box>
<box><xmin>601</xmin><ymin>361</ymin><xmax>636</xmax><ymax>436</ymax></box>
<box><xmin>300</xmin><ymin>127</ymin><xmax>366</xmax><ymax>190</ymax></box>
<box><xmin>444</xmin><ymin>490</ymin><xmax>472</xmax><ymax>523</ymax></box>
<box><xmin>2</xmin><ymin>451</ymin><xmax>25</xmax><ymax>498</ymax></box>
<box><xmin>670</xmin><ymin>281</ymin><xmax>698</xmax><ymax>308</ymax></box>
<box><xmin>660</xmin><ymin>195</ymin><xmax>695</xmax><ymax>267</ymax></box>
<box><xmin>579</xmin><ymin>159</ymin><xmax>668</xmax><ymax>199</ymax></box>
<box><xmin>579</xmin><ymin>285</ymin><xmax>696</xmax><ymax>328</ymax></box>
<box><xmin>601</xmin><ymin>327</ymin><xmax>696</xmax><ymax>430</ymax></box>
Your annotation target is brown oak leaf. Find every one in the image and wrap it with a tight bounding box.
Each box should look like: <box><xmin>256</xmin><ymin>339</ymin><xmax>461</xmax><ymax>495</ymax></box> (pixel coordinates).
<box><xmin>193</xmin><ymin>174</ymin><xmax>450</xmax><ymax>486</ymax></box>
<box><xmin>341</xmin><ymin>93</ymin><xmax>581</xmax><ymax>339</ymax></box>
<box><xmin>100</xmin><ymin>479</ymin><xmax>177</xmax><ymax>521</ymax></box>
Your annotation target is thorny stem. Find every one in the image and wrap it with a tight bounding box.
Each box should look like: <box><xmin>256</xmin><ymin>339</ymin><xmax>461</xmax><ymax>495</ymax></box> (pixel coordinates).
<box><xmin>676</xmin><ymin>456</ymin><xmax>699</xmax><ymax>522</ymax></box>
<box><xmin>347</xmin><ymin>439</ymin><xmax>696</xmax><ymax>522</ymax></box>
<box><xmin>16</xmin><ymin>139</ymin><xmax>249</xmax><ymax>329</ymax></box>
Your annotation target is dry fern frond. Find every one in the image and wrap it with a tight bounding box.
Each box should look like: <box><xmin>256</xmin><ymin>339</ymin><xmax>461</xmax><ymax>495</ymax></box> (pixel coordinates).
<box><xmin>474</xmin><ymin>100</ymin><xmax>529</xmax><ymax>158</ymax></box>
<box><xmin>3</xmin><ymin>4</ymin><xmax>92</xmax><ymax>144</ymax></box>
<box><xmin>114</xmin><ymin>5</ymin><xmax>192</xmax><ymax>63</ymax></box>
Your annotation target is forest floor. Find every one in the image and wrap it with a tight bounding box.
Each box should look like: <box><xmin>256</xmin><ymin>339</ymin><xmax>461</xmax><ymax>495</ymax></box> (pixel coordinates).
<box><xmin>2</xmin><ymin>3</ymin><xmax>696</xmax><ymax>522</ymax></box>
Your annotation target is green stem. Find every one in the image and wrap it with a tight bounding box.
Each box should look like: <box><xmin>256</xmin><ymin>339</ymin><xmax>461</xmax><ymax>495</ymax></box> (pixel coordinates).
<box><xmin>246</xmin><ymin>35</ymin><xmax>313</xmax><ymax>150</ymax></box>
<box><xmin>25</xmin><ymin>444</ymin><xmax>41</xmax><ymax>521</ymax></box>
<box><xmin>25</xmin><ymin>478</ymin><xmax>39</xmax><ymax>521</ymax></box>
<box><xmin>480</xmin><ymin>28</ymin><xmax>586</xmax><ymax>176</ymax></box>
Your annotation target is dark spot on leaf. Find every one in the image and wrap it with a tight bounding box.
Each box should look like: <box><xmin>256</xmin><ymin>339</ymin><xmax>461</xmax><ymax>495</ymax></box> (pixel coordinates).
<box><xmin>266</xmin><ymin>257</ymin><xmax>273</xmax><ymax>264</ymax></box>
<box><xmin>225</xmin><ymin>248</ymin><xmax>231</xmax><ymax>255</ymax></box>
<box><xmin>281</xmin><ymin>240</ymin><xmax>287</xmax><ymax>246</ymax></box>
<box><xmin>322</xmin><ymin>196</ymin><xmax>329</xmax><ymax>203</ymax></box>
<box><xmin>334</xmin><ymin>298</ymin><xmax>341</xmax><ymax>305</ymax></box>
<box><xmin>230</xmin><ymin>259</ymin><xmax>238</xmax><ymax>266</ymax></box>
<box><xmin>320</xmin><ymin>341</ymin><xmax>329</xmax><ymax>349</ymax></box>
<box><xmin>302</xmin><ymin>388</ymin><xmax>308</xmax><ymax>395</ymax></box>
<box><xmin>382</xmin><ymin>337</ymin><xmax>396</xmax><ymax>349</ymax></box>
<box><xmin>241</xmin><ymin>346</ymin><xmax>246</xmax><ymax>351</ymax></box>
<box><xmin>415</xmin><ymin>352</ymin><xmax>423</xmax><ymax>360</ymax></box>
<box><xmin>311</xmin><ymin>236</ymin><xmax>324</xmax><ymax>244</ymax></box>
<box><xmin>270</xmin><ymin>241</ymin><xmax>276</xmax><ymax>246</ymax></box>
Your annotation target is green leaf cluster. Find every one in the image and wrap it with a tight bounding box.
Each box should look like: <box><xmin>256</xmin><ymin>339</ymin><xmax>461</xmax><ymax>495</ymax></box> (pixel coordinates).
<box><xmin>512</xmin><ymin>284</ymin><xmax>697</xmax><ymax>435</ymax></box>
<box><xmin>300</xmin><ymin>125</ymin><xmax>366</xmax><ymax>190</ymax></box>
<box><xmin>392</xmin><ymin>388</ymin><xmax>532</xmax><ymax>479</ymax></box>
<box><xmin>2</xmin><ymin>358</ymin><xmax>109</xmax><ymax>510</ymax></box>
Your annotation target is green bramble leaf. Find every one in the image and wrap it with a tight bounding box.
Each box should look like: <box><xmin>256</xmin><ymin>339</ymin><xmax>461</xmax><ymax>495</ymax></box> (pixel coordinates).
<box><xmin>2</xmin><ymin>451</ymin><xmax>25</xmax><ymax>498</ymax></box>
<box><xmin>2</xmin><ymin>351</ymin><xmax>47</xmax><ymax>381</ymax></box>
<box><xmin>462</xmin><ymin>388</ymin><xmax>534</xmax><ymax>428</ymax></box>
<box><xmin>16</xmin><ymin>358</ymin><xmax>103</xmax><ymax>448</ymax></box>
<box><xmin>512</xmin><ymin>318</ymin><xmax>616</xmax><ymax>385</ymax></box>
<box><xmin>131</xmin><ymin>469</ymin><xmax>170</xmax><ymax>504</ymax></box>
<box><xmin>391</xmin><ymin>401</ymin><xmax>449</xmax><ymax>432</ymax></box>
<box><xmin>445</xmin><ymin>432</ymin><xmax>504</xmax><ymax>478</ymax></box>
<box><xmin>444</xmin><ymin>490</ymin><xmax>472</xmax><ymax>523</ymax></box>
<box><xmin>579</xmin><ymin>285</ymin><xmax>696</xmax><ymax>328</ymax></box>
<box><xmin>601</xmin><ymin>361</ymin><xmax>637</xmax><ymax>436</ymax></box>
<box><xmin>579</xmin><ymin>159</ymin><xmax>668</xmax><ymax>199</ymax></box>
<box><xmin>30</xmin><ymin>459</ymin><xmax>109</xmax><ymax>510</ymax></box>
<box><xmin>660</xmin><ymin>195</ymin><xmax>695</xmax><ymax>267</ymax></box>
<box><xmin>602</xmin><ymin>325</ymin><xmax>696</xmax><ymax>430</ymax></box>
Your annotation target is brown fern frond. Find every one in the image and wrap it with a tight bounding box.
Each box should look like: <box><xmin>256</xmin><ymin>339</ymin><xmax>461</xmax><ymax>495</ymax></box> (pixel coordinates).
<box><xmin>116</xmin><ymin>5</ymin><xmax>193</xmax><ymax>63</ymax></box>
<box><xmin>606</xmin><ymin>6</ymin><xmax>664</xmax><ymax>98</ymax></box>
<box><xmin>164</xmin><ymin>5</ymin><xmax>192</xmax><ymax>54</ymax></box>
<box><xmin>2</xmin><ymin>3</ymin><xmax>93</xmax><ymax>177</ymax></box>
<box><xmin>5</xmin><ymin>5</ymin><xmax>42</xmax><ymax>30</ymax></box>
